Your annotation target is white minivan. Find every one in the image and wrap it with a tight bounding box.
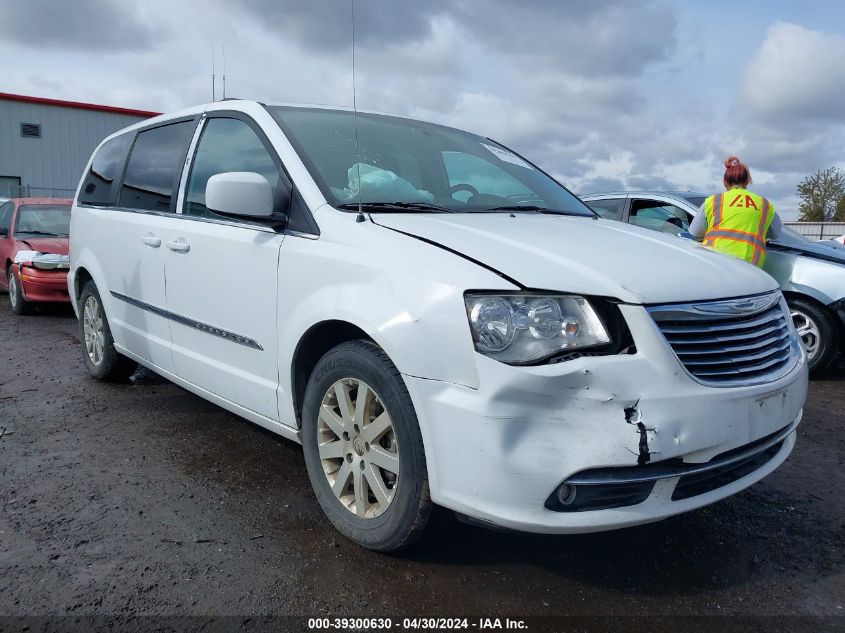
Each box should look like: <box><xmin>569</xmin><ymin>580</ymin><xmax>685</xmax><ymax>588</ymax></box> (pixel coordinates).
<box><xmin>69</xmin><ymin>100</ymin><xmax>807</xmax><ymax>551</ymax></box>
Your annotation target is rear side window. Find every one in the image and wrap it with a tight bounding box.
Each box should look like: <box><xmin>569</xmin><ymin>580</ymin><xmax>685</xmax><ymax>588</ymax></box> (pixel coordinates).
<box><xmin>119</xmin><ymin>121</ymin><xmax>195</xmax><ymax>212</ymax></box>
<box><xmin>587</xmin><ymin>198</ymin><xmax>624</xmax><ymax>221</ymax></box>
<box><xmin>78</xmin><ymin>133</ymin><xmax>133</xmax><ymax>206</ymax></box>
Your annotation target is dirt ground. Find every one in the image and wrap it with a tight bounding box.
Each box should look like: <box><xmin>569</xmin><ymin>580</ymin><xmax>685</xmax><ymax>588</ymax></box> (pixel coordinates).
<box><xmin>1</xmin><ymin>302</ymin><xmax>843</xmax><ymax>630</ymax></box>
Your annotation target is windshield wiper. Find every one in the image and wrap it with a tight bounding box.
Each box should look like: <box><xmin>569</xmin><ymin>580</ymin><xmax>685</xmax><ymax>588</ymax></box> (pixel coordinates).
<box><xmin>337</xmin><ymin>201</ymin><xmax>455</xmax><ymax>213</ymax></box>
<box><xmin>484</xmin><ymin>205</ymin><xmax>587</xmax><ymax>216</ymax></box>
<box><xmin>16</xmin><ymin>230</ymin><xmax>63</xmax><ymax>237</ymax></box>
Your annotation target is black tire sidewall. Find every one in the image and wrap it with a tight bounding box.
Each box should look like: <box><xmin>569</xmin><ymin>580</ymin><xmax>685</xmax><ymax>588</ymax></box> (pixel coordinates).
<box><xmin>301</xmin><ymin>341</ymin><xmax>430</xmax><ymax>550</ymax></box>
<box><xmin>789</xmin><ymin>298</ymin><xmax>837</xmax><ymax>373</ymax></box>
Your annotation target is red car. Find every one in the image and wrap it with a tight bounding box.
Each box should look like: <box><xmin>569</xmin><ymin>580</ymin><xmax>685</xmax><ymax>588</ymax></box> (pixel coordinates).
<box><xmin>0</xmin><ymin>198</ymin><xmax>72</xmax><ymax>314</ymax></box>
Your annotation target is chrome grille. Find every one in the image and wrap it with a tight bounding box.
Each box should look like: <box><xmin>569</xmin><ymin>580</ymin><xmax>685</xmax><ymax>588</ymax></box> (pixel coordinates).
<box><xmin>648</xmin><ymin>292</ymin><xmax>800</xmax><ymax>386</ymax></box>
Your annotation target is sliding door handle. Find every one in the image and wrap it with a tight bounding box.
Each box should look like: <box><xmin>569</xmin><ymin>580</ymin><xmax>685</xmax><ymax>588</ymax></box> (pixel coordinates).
<box><xmin>166</xmin><ymin>238</ymin><xmax>191</xmax><ymax>253</ymax></box>
<box><xmin>141</xmin><ymin>233</ymin><xmax>161</xmax><ymax>248</ymax></box>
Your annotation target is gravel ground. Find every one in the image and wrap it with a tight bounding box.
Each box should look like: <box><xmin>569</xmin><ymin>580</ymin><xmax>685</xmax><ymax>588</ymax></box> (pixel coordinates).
<box><xmin>0</xmin><ymin>301</ymin><xmax>843</xmax><ymax>630</ymax></box>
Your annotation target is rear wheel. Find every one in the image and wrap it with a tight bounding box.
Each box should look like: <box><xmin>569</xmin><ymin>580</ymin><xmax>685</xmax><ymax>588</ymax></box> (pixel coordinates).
<box><xmin>8</xmin><ymin>268</ymin><xmax>32</xmax><ymax>315</ymax></box>
<box><xmin>79</xmin><ymin>281</ymin><xmax>136</xmax><ymax>381</ymax></box>
<box><xmin>788</xmin><ymin>297</ymin><xmax>838</xmax><ymax>374</ymax></box>
<box><xmin>301</xmin><ymin>340</ymin><xmax>433</xmax><ymax>551</ymax></box>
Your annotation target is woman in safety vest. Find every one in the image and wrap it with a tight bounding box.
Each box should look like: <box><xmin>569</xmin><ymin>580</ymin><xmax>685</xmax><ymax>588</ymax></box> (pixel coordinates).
<box><xmin>689</xmin><ymin>156</ymin><xmax>783</xmax><ymax>267</ymax></box>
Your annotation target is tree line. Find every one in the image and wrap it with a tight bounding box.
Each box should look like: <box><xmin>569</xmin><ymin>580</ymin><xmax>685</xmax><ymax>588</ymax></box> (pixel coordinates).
<box><xmin>797</xmin><ymin>167</ymin><xmax>845</xmax><ymax>222</ymax></box>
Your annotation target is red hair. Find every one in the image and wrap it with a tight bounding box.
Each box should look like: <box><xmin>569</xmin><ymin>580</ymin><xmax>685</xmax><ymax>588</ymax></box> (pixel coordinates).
<box><xmin>724</xmin><ymin>156</ymin><xmax>751</xmax><ymax>188</ymax></box>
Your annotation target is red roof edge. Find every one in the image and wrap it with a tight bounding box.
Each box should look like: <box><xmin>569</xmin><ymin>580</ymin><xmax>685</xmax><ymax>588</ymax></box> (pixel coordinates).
<box><xmin>0</xmin><ymin>92</ymin><xmax>160</xmax><ymax>118</ymax></box>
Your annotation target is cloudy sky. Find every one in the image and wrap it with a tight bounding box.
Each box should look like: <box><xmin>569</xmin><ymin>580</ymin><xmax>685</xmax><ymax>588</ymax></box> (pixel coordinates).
<box><xmin>3</xmin><ymin>0</ymin><xmax>845</xmax><ymax>218</ymax></box>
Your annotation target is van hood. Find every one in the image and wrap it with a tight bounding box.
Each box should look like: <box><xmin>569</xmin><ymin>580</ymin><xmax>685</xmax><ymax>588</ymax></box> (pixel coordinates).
<box><xmin>372</xmin><ymin>213</ymin><xmax>778</xmax><ymax>304</ymax></box>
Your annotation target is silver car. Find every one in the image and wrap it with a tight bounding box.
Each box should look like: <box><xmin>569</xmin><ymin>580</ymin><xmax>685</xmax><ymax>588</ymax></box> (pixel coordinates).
<box><xmin>582</xmin><ymin>191</ymin><xmax>845</xmax><ymax>373</ymax></box>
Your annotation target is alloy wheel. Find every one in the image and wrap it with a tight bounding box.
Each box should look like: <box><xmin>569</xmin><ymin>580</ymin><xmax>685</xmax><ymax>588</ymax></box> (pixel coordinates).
<box><xmin>317</xmin><ymin>378</ymin><xmax>400</xmax><ymax>518</ymax></box>
<box><xmin>8</xmin><ymin>272</ymin><xmax>17</xmax><ymax>310</ymax></box>
<box><xmin>791</xmin><ymin>308</ymin><xmax>820</xmax><ymax>361</ymax></box>
<box><xmin>83</xmin><ymin>295</ymin><xmax>106</xmax><ymax>367</ymax></box>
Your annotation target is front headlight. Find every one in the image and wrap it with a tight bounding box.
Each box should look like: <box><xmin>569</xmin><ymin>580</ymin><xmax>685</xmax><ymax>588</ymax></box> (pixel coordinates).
<box><xmin>465</xmin><ymin>293</ymin><xmax>611</xmax><ymax>364</ymax></box>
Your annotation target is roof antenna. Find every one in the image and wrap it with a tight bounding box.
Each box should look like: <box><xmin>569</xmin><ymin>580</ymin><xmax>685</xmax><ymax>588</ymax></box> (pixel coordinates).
<box><xmin>351</xmin><ymin>0</ymin><xmax>365</xmax><ymax>223</ymax></box>
<box><xmin>211</xmin><ymin>43</ymin><xmax>216</xmax><ymax>102</ymax></box>
<box><xmin>222</xmin><ymin>44</ymin><xmax>227</xmax><ymax>100</ymax></box>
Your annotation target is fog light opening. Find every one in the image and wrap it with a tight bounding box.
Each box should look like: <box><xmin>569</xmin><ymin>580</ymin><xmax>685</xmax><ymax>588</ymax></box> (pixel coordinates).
<box><xmin>556</xmin><ymin>483</ymin><xmax>577</xmax><ymax>506</ymax></box>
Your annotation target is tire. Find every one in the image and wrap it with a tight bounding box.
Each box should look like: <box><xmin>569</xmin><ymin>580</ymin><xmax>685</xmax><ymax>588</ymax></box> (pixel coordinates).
<box><xmin>78</xmin><ymin>281</ymin><xmax>136</xmax><ymax>381</ymax></box>
<box><xmin>301</xmin><ymin>340</ymin><xmax>433</xmax><ymax>551</ymax></box>
<box><xmin>788</xmin><ymin>297</ymin><xmax>838</xmax><ymax>374</ymax></box>
<box><xmin>8</xmin><ymin>267</ymin><xmax>32</xmax><ymax>315</ymax></box>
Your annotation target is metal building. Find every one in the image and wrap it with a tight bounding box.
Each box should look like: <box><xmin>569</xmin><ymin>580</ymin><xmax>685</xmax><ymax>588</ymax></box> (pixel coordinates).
<box><xmin>0</xmin><ymin>92</ymin><xmax>158</xmax><ymax>198</ymax></box>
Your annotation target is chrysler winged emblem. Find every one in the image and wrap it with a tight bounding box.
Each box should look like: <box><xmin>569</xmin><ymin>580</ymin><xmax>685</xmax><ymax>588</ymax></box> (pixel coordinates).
<box><xmin>690</xmin><ymin>293</ymin><xmax>780</xmax><ymax>316</ymax></box>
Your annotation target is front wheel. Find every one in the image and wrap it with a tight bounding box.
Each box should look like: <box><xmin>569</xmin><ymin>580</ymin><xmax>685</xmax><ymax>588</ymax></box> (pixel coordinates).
<box><xmin>8</xmin><ymin>268</ymin><xmax>32</xmax><ymax>315</ymax></box>
<box><xmin>78</xmin><ymin>281</ymin><xmax>136</xmax><ymax>381</ymax></box>
<box><xmin>301</xmin><ymin>340</ymin><xmax>433</xmax><ymax>551</ymax></box>
<box><xmin>788</xmin><ymin>297</ymin><xmax>838</xmax><ymax>374</ymax></box>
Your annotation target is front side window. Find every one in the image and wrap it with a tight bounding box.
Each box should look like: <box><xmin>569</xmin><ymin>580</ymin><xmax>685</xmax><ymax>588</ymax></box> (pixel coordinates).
<box><xmin>586</xmin><ymin>198</ymin><xmax>624</xmax><ymax>221</ymax></box>
<box><xmin>184</xmin><ymin>118</ymin><xmax>281</xmax><ymax>218</ymax></box>
<box><xmin>14</xmin><ymin>204</ymin><xmax>72</xmax><ymax>237</ymax></box>
<box><xmin>78</xmin><ymin>133</ymin><xmax>133</xmax><ymax>206</ymax></box>
<box><xmin>119</xmin><ymin>121</ymin><xmax>195</xmax><ymax>212</ymax></box>
<box><xmin>629</xmin><ymin>199</ymin><xmax>690</xmax><ymax>235</ymax></box>
<box><xmin>269</xmin><ymin>107</ymin><xmax>593</xmax><ymax>216</ymax></box>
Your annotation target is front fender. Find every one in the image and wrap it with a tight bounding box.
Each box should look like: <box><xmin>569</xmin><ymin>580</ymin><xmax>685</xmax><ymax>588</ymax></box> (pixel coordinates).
<box><xmin>275</xmin><ymin>215</ymin><xmax>518</xmax><ymax>425</ymax></box>
<box><xmin>767</xmin><ymin>251</ymin><xmax>845</xmax><ymax>305</ymax></box>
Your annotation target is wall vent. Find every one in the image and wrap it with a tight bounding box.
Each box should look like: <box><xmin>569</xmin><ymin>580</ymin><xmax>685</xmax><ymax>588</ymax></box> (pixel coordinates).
<box><xmin>21</xmin><ymin>123</ymin><xmax>41</xmax><ymax>138</ymax></box>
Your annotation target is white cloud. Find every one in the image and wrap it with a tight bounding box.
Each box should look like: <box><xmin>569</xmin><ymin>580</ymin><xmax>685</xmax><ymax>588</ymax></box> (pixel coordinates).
<box><xmin>1</xmin><ymin>3</ymin><xmax>843</xmax><ymax>217</ymax></box>
<box><xmin>743</xmin><ymin>22</ymin><xmax>845</xmax><ymax>122</ymax></box>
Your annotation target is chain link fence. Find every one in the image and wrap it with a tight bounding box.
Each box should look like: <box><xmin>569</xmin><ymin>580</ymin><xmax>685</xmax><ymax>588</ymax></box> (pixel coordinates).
<box><xmin>784</xmin><ymin>222</ymin><xmax>845</xmax><ymax>240</ymax></box>
<box><xmin>2</xmin><ymin>185</ymin><xmax>77</xmax><ymax>199</ymax></box>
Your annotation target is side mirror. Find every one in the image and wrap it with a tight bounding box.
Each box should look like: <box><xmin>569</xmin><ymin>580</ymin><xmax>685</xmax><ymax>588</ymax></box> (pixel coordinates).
<box><xmin>206</xmin><ymin>172</ymin><xmax>274</xmax><ymax>218</ymax></box>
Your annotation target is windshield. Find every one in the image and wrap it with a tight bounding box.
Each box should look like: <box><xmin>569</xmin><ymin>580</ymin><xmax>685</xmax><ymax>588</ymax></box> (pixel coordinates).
<box><xmin>269</xmin><ymin>107</ymin><xmax>593</xmax><ymax>216</ymax></box>
<box><xmin>15</xmin><ymin>204</ymin><xmax>71</xmax><ymax>237</ymax></box>
<box><xmin>684</xmin><ymin>195</ymin><xmax>706</xmax><ymax>208</ymax></box>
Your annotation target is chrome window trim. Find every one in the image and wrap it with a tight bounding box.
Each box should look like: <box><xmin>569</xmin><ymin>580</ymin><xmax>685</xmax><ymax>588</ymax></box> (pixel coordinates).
<box><xmin>647</xmin><ymin>291</ymin><xmax>802</xmax><ymax>388</ymax></box>
<box><xmin>175</xmin><ymin>114</ymin><xmax>207</xmax><ymax>214</ymax></box>
<box><xmin>285</xmin><ymin>229</ymin><xmax>319</xmax><ymax>241</ymax></box>
<box><xmin>74</xmin><ymin>203</ymin><xmax>306</xmax><ymax>236</ymax></box>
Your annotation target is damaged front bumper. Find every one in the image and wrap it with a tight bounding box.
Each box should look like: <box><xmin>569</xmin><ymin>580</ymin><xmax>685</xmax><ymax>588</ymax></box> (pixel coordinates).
<box><xmin>13</xmin><ymin>251</ymin><xmax>71</xmax><ymax>303</ymax></box>
<box><xmin>405</xmin><ymin>303</ymin><xmax>807</xmax><ymax>534</ymax></box>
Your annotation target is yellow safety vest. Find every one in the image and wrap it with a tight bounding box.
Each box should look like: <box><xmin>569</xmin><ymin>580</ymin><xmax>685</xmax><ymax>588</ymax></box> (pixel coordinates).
<box><xmin>703</xmin><ymin>188</ymin><xmax>774</xmax><ymax>267</ymax></box>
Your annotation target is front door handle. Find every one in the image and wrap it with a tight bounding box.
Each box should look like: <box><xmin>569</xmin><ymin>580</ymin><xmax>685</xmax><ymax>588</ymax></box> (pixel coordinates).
<box><xmin>142</xmin><ymin>233</ymin><xmax>161</xmax><ymax>248</ymax></box>
<box><xmin>166</xmin><ymin>238</ymin><xmax>191</xmax><ymax>253</ymax></box>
